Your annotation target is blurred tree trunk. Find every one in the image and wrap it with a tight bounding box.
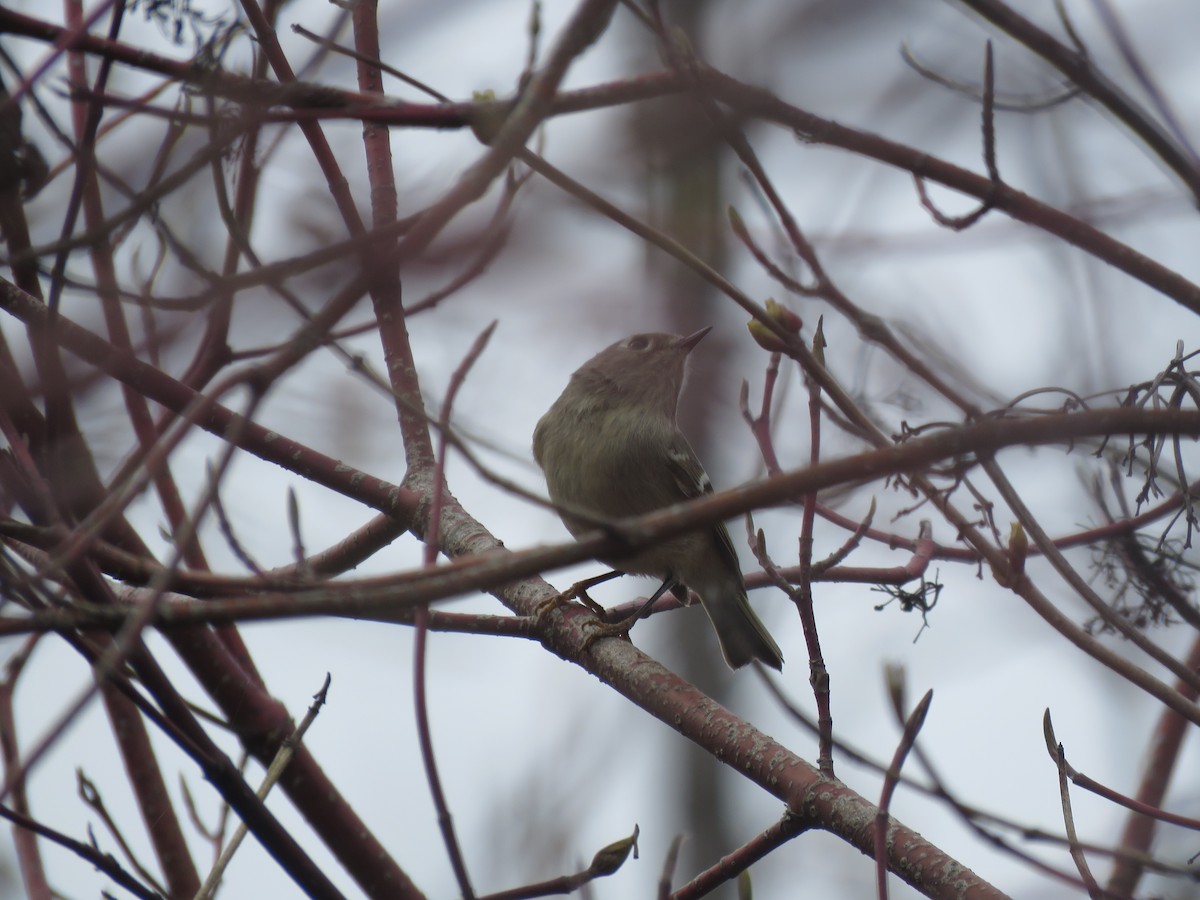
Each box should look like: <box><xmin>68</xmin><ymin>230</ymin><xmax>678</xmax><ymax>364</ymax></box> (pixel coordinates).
<box><xmin>626</xmin><ymin>1</ymin><xmax>740</xmax><ymax>885</ymax></box>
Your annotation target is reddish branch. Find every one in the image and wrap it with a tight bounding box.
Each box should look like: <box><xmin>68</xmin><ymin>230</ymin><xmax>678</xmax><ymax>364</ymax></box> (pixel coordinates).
<box><xmin>0</xmin><ymin>642</ymin><xmax>50</xmax><ymax>900</ymax></box>
<box><xmin>1109</xmin><ymin>633</ymin><xmax>1200</xmax><ymax>895</ymax></box>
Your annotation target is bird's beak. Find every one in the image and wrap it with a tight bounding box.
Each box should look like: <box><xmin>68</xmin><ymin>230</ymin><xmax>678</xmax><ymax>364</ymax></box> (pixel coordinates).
<box><xmin>678</xmin><ymin>326</ymin><xmax>712</xmax><ymax>353</ymax></box>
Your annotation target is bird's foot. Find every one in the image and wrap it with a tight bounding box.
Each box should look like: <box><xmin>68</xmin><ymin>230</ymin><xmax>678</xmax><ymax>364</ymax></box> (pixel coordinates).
<box><xmin>533</xmin><ymin>579</ymin><xmax>609</xmax><ymax>623</ymax></box>
<box><xmin>580</xmin><ymin>612</ymin><xmax>641</xmax><ymax>654</ymax></box>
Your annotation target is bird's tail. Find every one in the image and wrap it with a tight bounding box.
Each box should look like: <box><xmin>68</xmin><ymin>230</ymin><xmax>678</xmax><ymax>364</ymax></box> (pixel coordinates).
<box><xmin>693</xmin><ymin>580</ymin><xmax>784</xmax><ymax>671</ymax></box>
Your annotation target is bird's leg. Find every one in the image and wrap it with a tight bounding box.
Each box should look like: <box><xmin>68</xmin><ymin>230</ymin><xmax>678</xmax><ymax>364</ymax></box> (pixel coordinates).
<box><xmin>564</xmin><ymin>569</ymin><xmax>623</xmax><ymax>614</ymax></box>
<box><xmin>534</xmin><ymin>569</ymin><xmax>623</xmax><ymax>621</ymax></box>
<box><xmin>580</xmin><ymin>577</ymin><xmax>678</xmax><ymax>654</ymax></box>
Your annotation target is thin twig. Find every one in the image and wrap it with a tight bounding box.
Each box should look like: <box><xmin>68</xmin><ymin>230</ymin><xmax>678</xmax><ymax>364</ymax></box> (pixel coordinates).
<box><xmin>195</xmin><ymin>675</ymin><xmax>332</xmax><ymax>899</ymax></box>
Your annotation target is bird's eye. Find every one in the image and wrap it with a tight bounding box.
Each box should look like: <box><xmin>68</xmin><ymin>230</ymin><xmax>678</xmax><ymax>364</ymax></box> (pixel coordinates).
<box><xmin>625</xmin><ymin>336</ymin><xmax>651</xmax><ymax>351</ymax></box>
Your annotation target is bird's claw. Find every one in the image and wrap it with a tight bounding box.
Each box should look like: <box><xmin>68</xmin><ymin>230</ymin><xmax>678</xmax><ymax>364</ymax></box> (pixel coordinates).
<box><xmin>535</xmin><ymin>580</ymin><xmax>607</xmax><ymax>619</ymax></box>
<box><xmin>580</xmin><ymin>613</ymin><xmax>640</xmax><ymax>655</ymax></box>
<box><xmin>568</xmin><ymin>585</ymin><xmax>606</xmax><ymax>617</ymax></box>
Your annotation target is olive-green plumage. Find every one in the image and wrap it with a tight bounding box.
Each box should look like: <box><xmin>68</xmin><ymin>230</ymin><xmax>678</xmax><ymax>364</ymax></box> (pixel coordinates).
<box><xmin>533</xmin><ymin>329</ymin><xmax>783</xmax><ymax>670</ymax></box>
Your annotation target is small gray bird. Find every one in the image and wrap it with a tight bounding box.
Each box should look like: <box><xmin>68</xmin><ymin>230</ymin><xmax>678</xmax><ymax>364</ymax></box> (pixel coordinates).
<box><xmin>533</xmin><ymin>328</ymin><xmax>784</xmax><ymax>670</ymax></box>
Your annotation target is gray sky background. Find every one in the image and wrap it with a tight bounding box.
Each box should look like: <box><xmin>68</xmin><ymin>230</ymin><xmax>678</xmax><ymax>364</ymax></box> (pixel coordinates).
<box><xmin>5</xmin><ymin>0</ymin><xmax>1200</xmax><ymax>897</ymax></box>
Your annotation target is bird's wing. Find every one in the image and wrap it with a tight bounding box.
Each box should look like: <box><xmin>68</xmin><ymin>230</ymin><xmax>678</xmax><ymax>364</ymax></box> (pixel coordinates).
<box><xmin>664</xmin><ymin>432</ymin><xmax>741</xmax><ymax>565</ymax></box>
